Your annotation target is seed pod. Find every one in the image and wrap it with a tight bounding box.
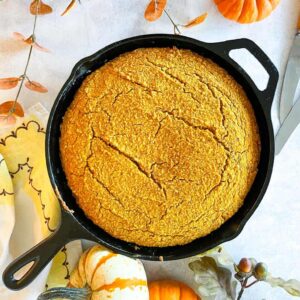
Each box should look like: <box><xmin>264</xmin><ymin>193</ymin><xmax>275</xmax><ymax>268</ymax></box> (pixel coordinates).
<box><xmin>254</xmin><ymin>262</ymin><xmax>268</xmax><ymax>280</ymax></box>
<box><xmin>238</xmin><ymin>258</ymin><xmax>252</xmax><ymax>273</ymax></box>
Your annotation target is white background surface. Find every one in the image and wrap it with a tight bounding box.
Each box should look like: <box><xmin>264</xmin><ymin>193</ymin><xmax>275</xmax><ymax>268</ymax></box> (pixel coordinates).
<box><xmin>0</xmin><ymin>0</ymin><xmax>300</xmax><ymax>299</ymax></box>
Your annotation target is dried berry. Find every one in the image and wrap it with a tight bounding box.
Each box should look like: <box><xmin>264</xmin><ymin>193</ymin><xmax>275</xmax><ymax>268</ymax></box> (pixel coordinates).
<box><xmin>237</xmin><ymin>258</ymin><xmax>252</xmax><ymax>273</ymax></box>
<box><xmin>254</xmin><ymin>262</ymin><xmax>268</xmax><ymax>280</ymax></box>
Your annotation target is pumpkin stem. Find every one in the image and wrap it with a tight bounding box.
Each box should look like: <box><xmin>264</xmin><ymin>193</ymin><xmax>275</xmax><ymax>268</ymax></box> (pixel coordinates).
<box><xmin>37</xmin><ymin>287</ymin><xmax>91</xmax><ymax>300</ymax></box>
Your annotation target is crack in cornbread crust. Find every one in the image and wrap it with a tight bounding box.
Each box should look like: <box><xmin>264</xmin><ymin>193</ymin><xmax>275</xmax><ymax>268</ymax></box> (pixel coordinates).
<box><xmin>60</xmin><ymin>47</ymin><xmax>261</xmax><ymax>247</ymax></box>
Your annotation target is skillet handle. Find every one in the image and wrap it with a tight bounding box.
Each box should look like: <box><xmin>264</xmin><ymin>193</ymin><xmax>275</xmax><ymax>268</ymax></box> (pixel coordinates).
<box><xmin>212</xmin><ymin>38</ymin><xmax>279</xmax><ymax>111</ymax></box>
<box><xmin>2</xmin><ymin>210</ymin><xmax>93</xmax><ymax>291</ymax></box>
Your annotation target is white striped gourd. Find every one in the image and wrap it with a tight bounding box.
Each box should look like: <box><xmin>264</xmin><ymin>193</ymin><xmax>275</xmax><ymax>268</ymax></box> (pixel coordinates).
<box><xmin>69</xmin><ymin>245</ymin><xmax>149</xmax><ymax>300</ymax></box>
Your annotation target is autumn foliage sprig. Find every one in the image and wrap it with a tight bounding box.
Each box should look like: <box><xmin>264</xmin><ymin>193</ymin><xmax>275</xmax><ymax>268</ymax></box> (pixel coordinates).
<box><xmin>0</xmin><ymin>0</ymin><xmax>79</xmax><ymax>125</ymax></box>
<box><xmin>144</xmin><ymin>0</ymin><xmax>208</xmax><ymax>34</ymax></box>
<box><xmin>29</xmin><ymin>0</ymin><xmax>78</xmax><ymax>16</ymax></box>
<box><xmin>0</xmin><ymin>0</ymin><xmax>46</xmax><ymax>125</ymax></box>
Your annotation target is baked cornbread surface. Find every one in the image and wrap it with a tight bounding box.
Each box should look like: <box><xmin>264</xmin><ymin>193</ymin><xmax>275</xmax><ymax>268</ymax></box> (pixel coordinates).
<box><xmin>60</xmin><ymin>47</ymin><xmax>260</xmax><ymax>247</ymax></box>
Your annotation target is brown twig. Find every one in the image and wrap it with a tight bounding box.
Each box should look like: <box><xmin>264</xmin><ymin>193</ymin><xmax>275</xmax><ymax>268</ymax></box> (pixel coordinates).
<box><xmin>245</xmin><ymin>279</ymin><xmax>259</xmax><ymax>288</ymax></box>
<box><xmin>237</xmin><ymin>277</ymin><xmax>248</xmax><ymax>300</ymax></box>
<box><xmin>163</xmin><ymin>9</ymin><xmax>181</xmax><ymax>35</ymax></box>
<box><xmin>237</xmin><ymin>276</ymin><xmax>259</xmax><ymax>300</ymax></box>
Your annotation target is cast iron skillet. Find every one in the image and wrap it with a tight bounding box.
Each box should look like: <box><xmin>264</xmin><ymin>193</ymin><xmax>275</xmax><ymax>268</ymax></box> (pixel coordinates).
<box><xmin>3</xmin><ymin>34</ymin><xmax>278</xmax><ymax>291</ymax></box>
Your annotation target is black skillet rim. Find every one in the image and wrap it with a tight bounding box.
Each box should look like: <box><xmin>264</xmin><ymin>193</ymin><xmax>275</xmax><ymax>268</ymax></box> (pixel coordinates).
<box><xmin>46</xmin><ymin>34</ymin><xmax>276</xmax><ymax>260</ymax></box>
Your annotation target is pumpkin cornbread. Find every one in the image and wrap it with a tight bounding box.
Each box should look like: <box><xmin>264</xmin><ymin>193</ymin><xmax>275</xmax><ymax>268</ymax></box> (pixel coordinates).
<box><xmin>60</xmin><ymin>47</ymin><xmax>260</xmax><ymax>247</ymax></box>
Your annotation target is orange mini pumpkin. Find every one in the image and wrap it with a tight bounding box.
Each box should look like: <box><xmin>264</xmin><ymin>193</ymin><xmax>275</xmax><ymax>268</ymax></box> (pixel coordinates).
<box><xmin>149</xmin><ymin>280</ymin><xmax>200</xmax><ymax>300</ymax></box>
<box><xmin>214</xmin><ymin>0</ymin><xmax>280</xmax><ymax>23</ymax></box>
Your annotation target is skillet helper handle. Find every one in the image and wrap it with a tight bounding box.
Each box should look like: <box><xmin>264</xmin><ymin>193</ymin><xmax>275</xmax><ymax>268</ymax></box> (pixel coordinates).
<box><xmin>213</xmin><ymin>38</ymin><xmax>279</xmax><ymax>111</ymax></box>
<box><xmin>2</xmin><ymin>210</ymin><xmax>90</xmax><ymax>291</ymax></box>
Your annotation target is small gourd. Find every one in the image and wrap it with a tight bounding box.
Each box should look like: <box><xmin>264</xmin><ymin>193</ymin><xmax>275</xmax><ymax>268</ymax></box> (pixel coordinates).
<box><xmin>69</xmin><ymin>245</ymin><xmax>149</xmax><ymax>300</ymax></box>
<box><xmin>149</xmin><ymin>279</ymin><xmax>200</xmax><ymax>300</ymax></box>
<box><xmin>214</xmin><ymin>0</ymin><xmax>280</xmax><ymax>24</ymax></box>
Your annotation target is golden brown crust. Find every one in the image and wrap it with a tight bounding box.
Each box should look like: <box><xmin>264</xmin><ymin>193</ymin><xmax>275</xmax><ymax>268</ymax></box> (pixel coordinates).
<box><xmin>60</xmin><ymin>47</ymin><xmax>261</xmax><ymax>247</ymax></box>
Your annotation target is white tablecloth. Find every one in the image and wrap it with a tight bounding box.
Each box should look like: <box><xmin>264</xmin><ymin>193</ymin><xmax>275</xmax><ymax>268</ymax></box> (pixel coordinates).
<box><xmin>0</xmin><ymin>0</ymin><xmax>299</xmax><ymax>299</ymax></box>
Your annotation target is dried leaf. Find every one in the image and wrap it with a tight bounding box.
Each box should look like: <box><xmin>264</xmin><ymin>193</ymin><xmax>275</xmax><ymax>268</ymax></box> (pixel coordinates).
<box><xmin>184</xmin><ymin>12</ymin><xmax>208</xmax><ymax>28</ymax></box>
<box><xmin>13</xmin><ymin>32</ymin><xmax>49</xmax><ymax>52</ymax></box>
<box><xmin>189</xmin><ymin>248</ymin><xmax>236</xmax><ymax>300</ymax></box>
<box><xmin>0</xmin><ymin>77</ymin><xmax>20</xmax><ymax>90</ymax></box>
<box><xmin>61</xmin><ymin>0</ymin><xmax>77</xmax><ymax>16</ymax></box>
<box><xmin>266</xmin><ymin>275</ymin><xmax>300</xmax><ymax>297</ymax></box>
<box><xmin>0</xmin><ymin>115</ymin><xmax>17</xmax><ymax>126</ymax></box>
<box><xmin>13</xmin><ymin>32</ymin><xmax>26</xmax><ymax>41</ymax></box>
<box><xmin>144</xmin><ymin>0</ymin><xmax>167</xmax><ymax>22</ymax></box>
<box><xmin>0</xmin><ymin>101</ymin><xmax>24</xmax><ymax>117</ymax></box>
<box><xmin>30</xmin><ymin>0</ymin><xmax>53</xmax><ymax>15</ymax></box>
<box><xmin>33</xmin><ymin>41</ymin><xmax>50</xmax><ymax>52</ymax></box>
<box><xmin>196</xmin><ymin>246</ymin><xmax>234</xmax><ymax>266</ymax></box>
<box><xmin>13</xmin><ymin>32</ymin><xmax>34</xmax><ymax>45</ymax></box>
<box><xmin>24</xmin><ymin>35</ymin><xmax>34</xmax><ymax>45</ymax></box>
<box><xmin>25</xmin><ymin>80</ymin><xmax>48</xmax><ymax>93</ymax></box>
